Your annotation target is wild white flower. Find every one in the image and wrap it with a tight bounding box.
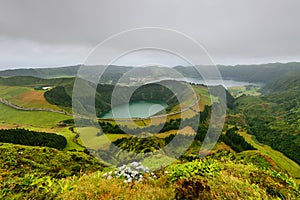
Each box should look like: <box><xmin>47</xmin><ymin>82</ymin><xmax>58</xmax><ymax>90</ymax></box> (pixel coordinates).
<box><xmin>130</xmin><ymin>162</ymin><xmax>141</xmax><ymax>167</ymax></box>
<box><xmin>106</xmin><ymin>162</ymin><xmax>157</xmax><ymax>183</ymax></box>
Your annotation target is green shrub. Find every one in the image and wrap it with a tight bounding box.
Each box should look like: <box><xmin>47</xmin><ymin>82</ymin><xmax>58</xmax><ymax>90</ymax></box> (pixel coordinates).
<box><xmin>167</xmin><ymin>158</ymin><xmax>220</xmax><ymax>182</ymax></box>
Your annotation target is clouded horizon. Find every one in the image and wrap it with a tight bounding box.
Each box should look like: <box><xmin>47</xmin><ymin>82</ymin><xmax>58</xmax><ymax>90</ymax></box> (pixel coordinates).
<box><xmin>0</xmin><ymin>0</ymin><xmax>300</xmax><ymax>69</ymax></box>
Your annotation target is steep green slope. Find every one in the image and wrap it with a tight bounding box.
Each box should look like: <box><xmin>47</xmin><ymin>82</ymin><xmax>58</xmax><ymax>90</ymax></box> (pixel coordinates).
<box><xmin>232</xmin><ymin>74</ymin><xmax>300</xmax><ymax>165</ymax></box>
<box><xmin>0</xmin><ymin>143</ymin><xmax>106</xmax><ymax>199</ymax></box>
<box><xmin>58</xmin><ymin>156</ymin><xmax>299</xmax><ymax>200</ymax></box>
<box><xmin>262</xmin><ymin>72</ymin><xmax>300</xmax><ymax>93</ymax></box>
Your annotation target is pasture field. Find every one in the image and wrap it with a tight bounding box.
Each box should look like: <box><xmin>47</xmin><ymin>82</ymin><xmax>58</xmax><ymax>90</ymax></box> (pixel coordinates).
<box><xmin>77</xmin><ymin>127</ymin><xmax>130</xmax><ymax>150</ymax></box>
<box><xmin>228</xmin><ymin>85</ymin><xmax>261</xmax><ymax>98</ymax></box>
<box><xmin>0</xmin><ymin>84</ymin><xmax>210</xmax><ymax>152</ymax></box>
<box><xmin>0</xmin><ymin>103</ymin><xmax>70</xmax><ymax>128</ymax></box>
<box><xmin>0</xmin><ymin>85</ymin><xmax>61</xmax><ymax>110</ymax></box>
<box><xmin>0</xmin><ymin>103</ymin><xmax>83</xmax><ymax>150</ymax></box>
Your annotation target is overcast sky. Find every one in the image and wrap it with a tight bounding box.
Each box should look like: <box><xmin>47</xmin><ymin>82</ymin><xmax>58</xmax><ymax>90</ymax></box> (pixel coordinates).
<box><xmin>0</xmin><ymin>0</ymin><xmax>299</xmax><ymax>69</ymax></box>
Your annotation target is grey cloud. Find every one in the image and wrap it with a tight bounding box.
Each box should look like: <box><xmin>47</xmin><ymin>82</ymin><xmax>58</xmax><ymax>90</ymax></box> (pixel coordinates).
<box><xmin>0</xmin><ymin>0</ymin><xmax>300</xmax><ymax>69</ymax></box>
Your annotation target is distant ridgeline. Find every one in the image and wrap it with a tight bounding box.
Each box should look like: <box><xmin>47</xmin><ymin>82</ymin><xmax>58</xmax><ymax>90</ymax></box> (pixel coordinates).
<box><xmin>0</xmin><ymin>129</ymin><xmax>67</xmax><ymax>150</ymax></box>
<box><xmin>175</xmin><ymin>62</ymin><xmax>300</xmax><ymax>83</ymax></box>
<box><xmin>1</xmin><ymin>62</ymin><xmax>300</xmax><ymax>83</ymax></box>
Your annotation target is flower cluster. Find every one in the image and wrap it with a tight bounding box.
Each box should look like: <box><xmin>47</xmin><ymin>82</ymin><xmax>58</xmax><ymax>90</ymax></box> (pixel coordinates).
<box><xmin>103</xmin><ymin>162</ymin><xmax>157</xmax><ymax>183</ymax></box>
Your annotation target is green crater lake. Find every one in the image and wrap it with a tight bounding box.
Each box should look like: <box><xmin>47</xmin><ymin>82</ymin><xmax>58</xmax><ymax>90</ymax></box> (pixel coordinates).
<box><xmin>99</xmin><ymin>100</ymin><xmax>168</xmax><ymax>119</ymax></box>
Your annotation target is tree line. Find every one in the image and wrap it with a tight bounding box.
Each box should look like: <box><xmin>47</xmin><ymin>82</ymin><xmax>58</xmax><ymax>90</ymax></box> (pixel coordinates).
<box><xmin>219</xmin><ymin>127</ymin><xmax>256</xmax><ymax>153</ymax></box>
<box><xmin>0</xmin><ymin>128</ymin><xmax>67</xmax><ymax>150</ymax></box>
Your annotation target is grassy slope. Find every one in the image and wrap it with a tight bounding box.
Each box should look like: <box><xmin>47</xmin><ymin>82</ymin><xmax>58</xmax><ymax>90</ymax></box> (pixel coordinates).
<box><xmin>0</xmin><ymin>85</ymin><xmax>61</xmax><ymax>110</ymax></box>
<box><xmin>1</xmin><ymin>142</ymin><xmax>298</xmax><ymax>200</ymax></box>
<box><xmin>0</xmin><ymin>76</ymin><xmax>299</xmax><ymax>198</ymax></box>
<box><xmin>0</xmin><ymin>103</ymin><xmax>69</xmax><ymax>128</ymax></box>
<box><xmin>0</xmin><ymin>83</ymin><xmax>210</xmax><ymax>152</ymax></box>
<box><xmin>237</xmin><ymin>129</ymin><xmax>300</xmax><ymax>178</ymax></box>
<box><xmin>228</xmin><ymin>85</ymin><xmax>261</xmax><ymax>98</ymax></box>
<box><xmin>0</xmin><ymin>84</ymin><xmax>71</xmax><ymax>132</ymax></box>
<box><xmin>49</xmin><ymin>157</ymin><xmax>300</xmax><ymax>199</ymax></box>
<box><xmin>0</xmin><ymin>143</ymin><xmax>107</xmax><ymax>199</ymax></box>
<box><xmin>0</xmin><ymin>143</ymin><xmax>105</xmax><ymax>179</ymax></box>
<box><xmin>77</xmin><ymin>127</ymin><xmax>130</xmax><ymax>150</ymax></box>
<box><xmin>226</xmin><ymin>96</ymin><xmax>300</xmax><ymax>178</ymax></box>
<box><xmin>0</xmin><ymin>103</ymin><xmax>83</xmax><ymax>150</ymax></box>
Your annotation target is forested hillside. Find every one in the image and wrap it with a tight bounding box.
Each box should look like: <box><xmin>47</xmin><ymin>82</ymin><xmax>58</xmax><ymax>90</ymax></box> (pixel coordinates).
<box><xmin>232</xmin><ymin>74</ymin><xmax>300</xmax><ymax>165</ymax></box>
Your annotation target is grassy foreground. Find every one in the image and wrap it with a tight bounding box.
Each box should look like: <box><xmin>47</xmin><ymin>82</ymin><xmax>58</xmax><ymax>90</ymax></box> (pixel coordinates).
<box><xmin>0</xmin><ymin>143</ymin><xmax>298</xmax><ymax>199</ymax></box>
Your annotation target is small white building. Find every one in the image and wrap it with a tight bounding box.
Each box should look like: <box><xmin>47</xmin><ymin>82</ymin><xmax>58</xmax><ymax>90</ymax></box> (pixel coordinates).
<box><xmin>42</xmin><ymin>86</ymin><xmax>52</xmax><ymax>90</ymax></box>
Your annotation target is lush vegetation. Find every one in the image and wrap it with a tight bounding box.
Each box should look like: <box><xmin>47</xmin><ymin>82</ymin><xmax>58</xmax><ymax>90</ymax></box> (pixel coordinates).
<box><xmin>1</xmin><ymin>145</ymin><xmax>298</xmax><ymax>199</ymax></box>
<box><xmin>46</xmin><ymin>80</ymin><xmax>192</xmax><ymax>115</ymax></box>
<box><xmin>97</xmin><ymin>105</ymin><xmax>210</xmax><ymax>135</ymax></box>
<box><xmin>228</xmin><ymin>85</ymin><xmax>261</xmax><ymax>98</ymax></box>
<box><xmin>0</xmin><ymin>66</ymin><xmax>300</xmax><ymax>199</ymax></box>
<box><xmin>0</xmin><ymin>128</ymin><xmax>67</xmax><ymax>150</ymax></box>
<box><xmin>0</xmin><ymin>143</ymin><xmax>106</xmax><ymax>199</ymax></box>
<box><xmin>44</xmin><ymin>86</ymin><xmax>72</xmax><ymax>107</ymax></box>
<box><xmin>219</xmin><ymin>127</ymin><xmax>256</xmax><ymax>152</ymax></box>
<box><xmin>0</xmin><ymin>85</ymin><xmax>62</xmax><ymax>110</ymax></box>
<box><xmin>232</xmin><ymin>77</ymin><xmax>300</xmax><ymax>165</ymax></box>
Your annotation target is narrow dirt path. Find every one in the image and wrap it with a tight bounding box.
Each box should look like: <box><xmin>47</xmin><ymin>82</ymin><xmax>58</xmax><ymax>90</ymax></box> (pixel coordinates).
<box><xmin>0</xmin><ymin>97</ymin><xmax>68</xmax><ymax>115</ymax></box>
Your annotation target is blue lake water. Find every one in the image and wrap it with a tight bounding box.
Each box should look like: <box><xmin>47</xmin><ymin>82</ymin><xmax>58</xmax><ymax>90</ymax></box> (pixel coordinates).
<box><xmin>99</xmin><ymin>79</ymin><xmax>262</xmax><ymax>119</ymax></box>
<box><xmin>99</xmin><ymin>100</ymin><xmax>168</xmax><ymax>119</ymax></box>
<box><xmin>176</xmin><ymin>78</ymin><xmax>262</xmax><ymax>88</ymax></box>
